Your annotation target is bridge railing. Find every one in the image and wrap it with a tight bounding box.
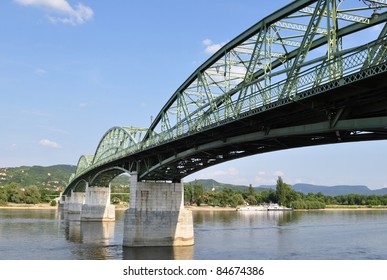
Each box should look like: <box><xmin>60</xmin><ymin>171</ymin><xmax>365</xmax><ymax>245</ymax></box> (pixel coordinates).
<box><xmin>142</xmin><ymin>37</ymin><xmax>386</xmax><ymax>146</ymax></box>
<box><xmin>68</xmin><ymin>37</ymin><xmax>386</xmax><ymax>185</ymax></box>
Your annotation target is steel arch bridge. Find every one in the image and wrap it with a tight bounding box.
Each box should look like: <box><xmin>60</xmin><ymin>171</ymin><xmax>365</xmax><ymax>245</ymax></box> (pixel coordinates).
<box><xmin>64</xmin><ymin>0</ymin><xmax>387</xmax><ymax>195</ymax></box>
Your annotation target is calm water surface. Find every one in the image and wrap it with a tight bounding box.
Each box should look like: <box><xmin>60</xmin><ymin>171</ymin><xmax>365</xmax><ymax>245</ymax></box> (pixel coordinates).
<box><xmin>1</xmin><ymin>208</ymin><xmax>387</xmax><ymax>260</ymax></box>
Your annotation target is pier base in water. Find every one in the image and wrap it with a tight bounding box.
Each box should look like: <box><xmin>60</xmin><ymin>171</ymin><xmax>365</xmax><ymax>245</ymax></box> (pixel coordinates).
<box><xmin>80</xmin><ymin>186</ymin><xmax>115</xmax><ymax>222</ymax></box>
<box><xmin>123</xmin><ymin>172</ymin><xmax>194</xmax><ymax>247</ymax></box>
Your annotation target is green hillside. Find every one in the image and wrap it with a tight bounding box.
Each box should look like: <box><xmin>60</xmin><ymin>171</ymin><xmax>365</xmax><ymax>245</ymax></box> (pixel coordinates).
<box><xmin>0</xmin><ymin>165</ymin><xmax>76</xmax><ymax>190</ymax></box>
<box><xmin>1</xmin><ymin>165</ymin><xmax>385</xmax><ymax>197</ymax></box>
<box><xmin>188</xmin><ymin>179</ymin><xmax>273</xmax><ymax>192</ymax></box>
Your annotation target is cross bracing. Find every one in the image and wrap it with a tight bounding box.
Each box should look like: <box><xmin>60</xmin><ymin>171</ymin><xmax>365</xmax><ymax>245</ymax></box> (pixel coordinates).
<box><xmin>144</xmin><ymin>0</ymin><xmax>387</xmax><ymax>145</ymax></box>
<box><xmin>65</xmin><ymin>0</ymin><xmax>387</xmax><ymax>192</ymax></box>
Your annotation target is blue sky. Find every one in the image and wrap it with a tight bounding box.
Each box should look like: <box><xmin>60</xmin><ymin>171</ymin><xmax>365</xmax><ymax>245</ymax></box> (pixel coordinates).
<box><xmin>1</xmin><ymin>0</ymin><xmax>386</xmax><ymax>189</ymax></box>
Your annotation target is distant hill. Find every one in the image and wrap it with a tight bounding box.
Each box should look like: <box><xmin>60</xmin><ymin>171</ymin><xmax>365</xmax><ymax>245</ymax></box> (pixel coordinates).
<box><xmin>187</xmin><ymin>179</ymin><xmax>249</xmax><ymax>191</ymax></box>
<box><xmin>186</xmin><ymin>179</ymin><xmax>387</xmax><ymax>196</ymax></box>
<box><xmin>0</xmin><ymin>164</ymin><xmax>130</xmax><ymax>190</ymax></box>
<box><xmin>2</xmin><ymin>165</ymin><xmax>386</xmax><ymax>196</ymax></box>
<box><xmin>0</xmin><ymin>165</ymin><xmax>76</xmax><ymax>189</ymax></box>
<box><xmin>0</xmin><ymin>164</ymin><xmax>76</xmax><ymax>188</ymax></box>
<box><xmin>291</xmin><ymin>183</ymin><xmax>387</xmax><ymax>196</ymax></box>
<box><xmin>188</xmin><ymin>179</ymin><xmax>275</xmax><ymax>193</ymax></box>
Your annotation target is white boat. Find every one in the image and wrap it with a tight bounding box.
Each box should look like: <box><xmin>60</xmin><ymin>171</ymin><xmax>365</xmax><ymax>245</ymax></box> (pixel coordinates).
<box><xmin>267</xmin><ymin>203</ymin><xmax>292</xmax><ymax>211</ymax></box>
<box><xmin>236</xmin><ymin>205</ymin><xmax>267</xmax><ymax>211</ymax></box>
<box><xmin>236</xmin><ymin>203</ymin><xmax>292</xmax><ymax>211</ymax></box>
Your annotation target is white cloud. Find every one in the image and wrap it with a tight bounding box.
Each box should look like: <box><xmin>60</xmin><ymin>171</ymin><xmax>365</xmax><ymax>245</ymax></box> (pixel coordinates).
<box><xmin>252</xmin><ymin>170</ymin><xmax>287</xmax><ymax>185</ymax></box>
<box><xmin>254</xmin><ymin>175</ymin><xmax>276</xmax><ymax>185</ymax></box>
<box><xmin>228</xmin><ymin>167</ymin><xmax>239</xmax><ymax>176</ymax></box>
<box><xmin>14</xmin><ymin>0</ymin><xmax>93</xmax><ymax>25</ymax></box>
<box><xmin>211</xmin><ymin>170</ymin><xmax>227</xmax><ymax>177</ymax></box>
<box><xmin>202</xmin><ymin>39</ymin><xmax>227</xmax><ymax>54</ymax></box>
<box><xmin>201</xmin><ymin>166</ymin><xmax>239</xmax><ymax>179</ymax></box>
<box><xmin>39</xmin><ymin>139</ymin><xmax>62</xmax><ymax>148</ymax></box>
<box><xmin>273</xmin><ymin>170</ymin><xmax>285</xmax><ymax>177</ymax></box>
<box><xmin>34</xmin><ymin>68</ymin><xmax>47</xmax><ymax>76</ymax></box>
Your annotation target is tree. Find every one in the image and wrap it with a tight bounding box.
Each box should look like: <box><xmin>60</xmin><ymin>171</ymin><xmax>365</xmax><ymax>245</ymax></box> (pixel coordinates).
<box><xmin>246</xmin><ymin>195</ymin><xmax>257</xmax><ymax>205</ymax></box>
<box><xmin>184</xmin><ymin>183</ymin><xmax>193</xmax><ymax>205</ymax></box>
<box><xmin>0</xmin><ymin>187</ymin><xmax>7</xmax><ymax>202</ymax></box>
<box><xmin>24</xmin><ymin>186</ymin><xmax>41</xmax><ymax>204</ymax></box>
<box><xmin>6</xmin><ymin>183</ymin><xmax>25</xmax><ymax>203</ymax></box>
<box><xmin>230</xmin><ymin>194</ymin><xmax>245</xmax><ymax>208</ymax></box>
<box><xmin>193</xmin><ymin>181</ymin><xmax>204</xmax><ymax>206</ymax></box>
<box><xmin>275</xmin><ymin>177</ymin><xmax>296</xmax><ymax>207</ymax></box>
<box><xmin>247</xmin><ymin>184</ymin><xmax>255</xmax><ymax>196</ymax></box>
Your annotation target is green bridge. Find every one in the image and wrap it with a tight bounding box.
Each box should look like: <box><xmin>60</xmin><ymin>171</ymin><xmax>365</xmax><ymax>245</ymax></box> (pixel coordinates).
<box><xmin>60</xmin><ymin>0</ymin><xmax>387</xmax><ymax>247</ymax></box>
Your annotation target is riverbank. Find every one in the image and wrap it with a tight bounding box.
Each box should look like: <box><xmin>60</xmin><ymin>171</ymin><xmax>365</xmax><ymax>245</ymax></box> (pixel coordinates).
<box><xmin>1</xmin><ymin>203</ymin><xmax>387</xmax><ymax>211</ymax></box>
<box><xmin>0</xmin><ymin>203</ymin><xmax>57</xmax><ymax>210</ymax></box>
<box><xmin>0</xmin><ymin>202</ymin><xmax>130</xmax><ymax>210</ymax></box>
<box><xmin>187</xmin><ymin>205</ymin><xmax>387</xmax><ymax>211</ymax></box>
<box><xmin>187</xmin><ymin>205</ymin><xmax>236</xmax><ymax>211</ymax></box>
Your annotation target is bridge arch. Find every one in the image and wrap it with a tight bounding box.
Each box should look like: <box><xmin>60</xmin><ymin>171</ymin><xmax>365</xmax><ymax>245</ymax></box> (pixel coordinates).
<box><xmin>75</xmin><ymin>155</ymin><xmax>94</xmax><ymax>176</ymax></box>
<box><xmin>65</xmin><ymin>0</ymin><xmax>387</xmax><ymax>190</ymax></box>
<box><xmin>73</xmin><ymin>179</ymin><xmax>88</xmax><ymax>193</ymax></box>
<box><xmin>143</xmin><ymin>0</ymin><xmax>387</xmax><ymax>148</ymax></box>
<box><xmin>90</xmin><ymin>167</ymin><xmax>130</xmax><ymax>188</ymax></box>
<box><xmin>93</xmin><ymin>126</ymin><xmax>147</xmax><ymax>165</ymax></box>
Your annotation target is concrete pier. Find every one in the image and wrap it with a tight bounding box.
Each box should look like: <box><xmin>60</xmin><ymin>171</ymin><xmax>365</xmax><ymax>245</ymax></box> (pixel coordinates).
<box><xmin>123</xmin><ymin>172</ymin><xmax>194</xmax><ymax>247</ymax></box>
<box><xmin>80</xmin><ymin>185</ymin><xmax>115</xmax><ymax>222</ymax></box>
<box><xmin>68</xmin><ymin>190</ymin><xmax>85</xmax><ymax>214</ymax></box>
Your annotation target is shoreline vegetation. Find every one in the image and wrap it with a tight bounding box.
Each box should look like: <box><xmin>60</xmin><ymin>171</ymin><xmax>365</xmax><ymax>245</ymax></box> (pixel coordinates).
<box><xmin>183</xmin><ymin>177</ymin><xmax>387</xmax><ymax>210</ymax></box>
<box><xmin>2</xmin><ymin>176</ymin><xmax>387</xmax><ymax>211</ymax></box>
<box><xmin>1</xmin><ymin>203</ymin><xmax>387</xmax><ymax>211</ymax></box>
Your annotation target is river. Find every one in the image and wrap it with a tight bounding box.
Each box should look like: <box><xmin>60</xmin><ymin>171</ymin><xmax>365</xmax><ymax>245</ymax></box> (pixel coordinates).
<box><xmin>0</xmin><ymin>208</ymin><xmax>387</xmax><ymax>260</ymax></box>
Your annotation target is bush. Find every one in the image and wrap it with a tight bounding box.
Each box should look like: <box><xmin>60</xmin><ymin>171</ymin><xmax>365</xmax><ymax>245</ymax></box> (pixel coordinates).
<box><xmin>290</xmin><ymin>199</ymin><xmax>325</xmax><ymax>209</ymax></box>
<box><xmin>50</xmin><ymin>200</ymin><xmax>57</xmax><ymax>207</ymax></box>
<box><xmin>111</xmin><ymin>197</ymin><xmax>121</xmax><ymax>204</ymax></box>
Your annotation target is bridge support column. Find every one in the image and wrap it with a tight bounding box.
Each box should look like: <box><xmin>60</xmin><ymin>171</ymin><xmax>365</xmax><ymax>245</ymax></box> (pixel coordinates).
<box><xmin>123</xmin><ymin>172</ymin><xmax>194</xmax><ymax>247</ymax></box>
<box><xmin>62</xmin><ymin>195</ymin><xmax>70</xmax><ymax>211</ymax></box>
<box><xmin>80</xmin><ymin>184</ymin><xmax>115</xmax><ymax>222</ymax></box>
<box><xmin>68</xmin><ymin>190</ymin><xmax>85</xmax><ymax>214</ymax></box>
<box><xmin>58</xmin><ymin>193</ymin><xmax>65</xmax><ymax>209</ymax></box>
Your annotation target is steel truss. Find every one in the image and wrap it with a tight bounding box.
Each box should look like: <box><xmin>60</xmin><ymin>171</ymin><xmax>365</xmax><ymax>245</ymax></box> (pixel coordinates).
<box><xmin>66</xmin><ymin>0</ymin><xmax>387</xmax><ymax>192</ymax></box>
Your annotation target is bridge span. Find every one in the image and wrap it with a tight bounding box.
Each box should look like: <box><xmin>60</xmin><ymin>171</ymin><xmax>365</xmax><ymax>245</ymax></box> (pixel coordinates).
<box><xmin>61</xmin><ymin>0</ymin><xmax>387</xmax><ymax>247</ymax></box>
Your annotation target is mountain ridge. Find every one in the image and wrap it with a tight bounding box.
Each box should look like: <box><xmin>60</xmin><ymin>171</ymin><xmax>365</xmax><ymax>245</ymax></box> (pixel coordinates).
<box><xmin>1</xmin><ymin>165</ymin><xmax>386</xmax><ymax>196</ymax></box>
<box><xmin>189</xmin><ymin>179</ymin><xmax>387</xmax><ymax>196</ymax></box>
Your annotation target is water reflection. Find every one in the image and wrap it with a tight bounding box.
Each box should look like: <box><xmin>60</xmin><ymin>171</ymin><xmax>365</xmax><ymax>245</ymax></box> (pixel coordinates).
<box><xmin>237</xmin><ymin>210</ymin><xmax>295</xmax><ymax>225</ymax></box>
<box><xmin>62</xmin><ymin>213</ymin><xmax>116</xmax><ymax>259</ymax></box>
<box><xmin>123</xmin><ymin>246</ymin><xmax>194</xmax><ymax>260</ymax></box>
<box><xmin>2</xmin><ymin>208</ymin><xmax>387</xmax><ymax>259</ymax></box>
<box><xmin>194</xmin><ymin>209</ymin><xmax>299</xmax><ymax>227</ymax></box>
<box><xmin>66</xmin><ymin>220</ymin><xmax>81</xmax><ymax>243</ymax></box>
<box><xmin>62</xmin><ymin>212</ymin><xmax>193</xmax><ymax>259</ymax></box>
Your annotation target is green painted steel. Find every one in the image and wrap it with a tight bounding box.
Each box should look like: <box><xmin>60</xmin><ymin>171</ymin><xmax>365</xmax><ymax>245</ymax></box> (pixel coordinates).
<box><xmin>143</xmin><ymin>0</ymin><xmax>386</xmax><ymax>146</ymax></box>
<box><xmin>92</xmin><ymin>127</ymin><xmax>147</xmax><ymax>165</ymax></box>
<box><xmin>75</xmin><ymin>155</ymin><xmax>93</xmax><ymax>176</ymax></box>
<box><xmin>65</xmin><ymin>0</ymin><xmax>387</xmax><ymax>192</ymax></box>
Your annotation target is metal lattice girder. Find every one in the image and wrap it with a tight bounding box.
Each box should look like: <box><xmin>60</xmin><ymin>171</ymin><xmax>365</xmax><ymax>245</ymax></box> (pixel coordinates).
<box><xmin>93</xmin><ymin>126</ymin><xmax>147</xmax><ymax>164</ymax></box>
<box><xmin>73</xmin><ymin>179</ymin><xmax>88</xmax><ymax>192</ymax></box>
<box><xmin>75</xmin><ymin>154</ymin><xmax>94</xmax><ymax>176</ymax></box>
<box><xmin>364</xmin><ymin>22</ymin><xmax>387</xmax><ymax>68</ymax></box>
<box><xmin>66</xmin><ymin>0</ymin><xmax>387</xmax><ymax>192</ymax></box>
<box><xmin>281</xmin><ymin>0</ymin><xmax>328</xmax><ymax>98</ymax></box>
<box><xmin>141</xmin><ymin>115</ymin><xmax>387</xmax><ymax>180</ymax></box>
<box><xmin>143</xmin><ymin>0</ymin><xmax>387</xmax><ymax>148</ymax></box>
<box><xmin>90</xmin><ymin>167</ymin><xmax>129</xmax><ymax>188</ymax></box>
